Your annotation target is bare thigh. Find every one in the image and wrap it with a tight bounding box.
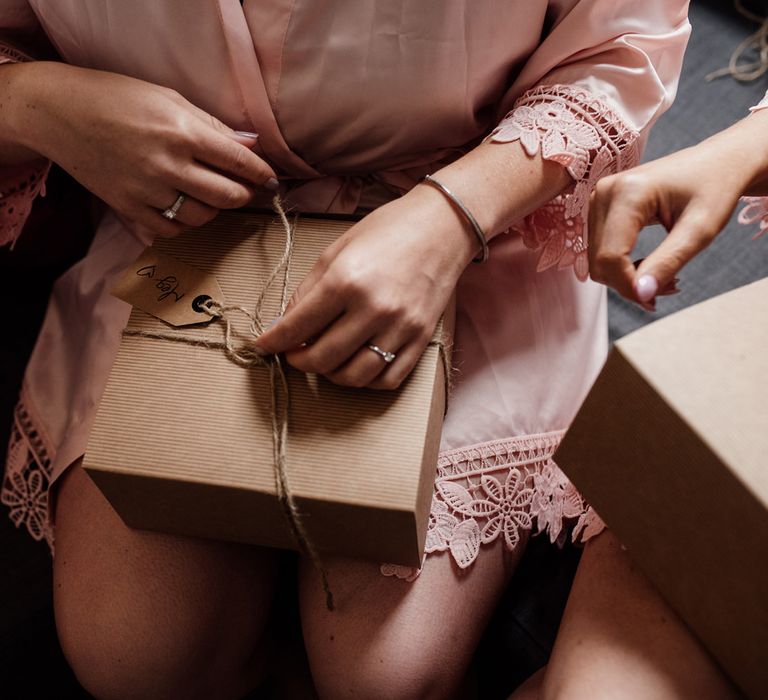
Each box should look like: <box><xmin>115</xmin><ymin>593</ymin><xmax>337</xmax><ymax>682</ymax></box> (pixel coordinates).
<box><xmin>53</xmin><ymin>462</ymin><xmax>279</xmax><ymax>700</ymax></box>
<box><xmin>300</xmin><ymin>538</ymin><xmax>528</xmax><ymax>700</ymax></box>
<box><xmin>538</xmin><ymin>530</ymin><xmax>741</xmax><ymax>700</ymax></box>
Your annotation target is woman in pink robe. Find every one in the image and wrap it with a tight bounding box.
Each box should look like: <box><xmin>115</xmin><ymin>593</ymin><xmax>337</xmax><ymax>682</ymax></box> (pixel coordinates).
<box><xmin>0</xmin><ymin>1</ymin><xmax>737</xmax><ymax>698</ymax></box>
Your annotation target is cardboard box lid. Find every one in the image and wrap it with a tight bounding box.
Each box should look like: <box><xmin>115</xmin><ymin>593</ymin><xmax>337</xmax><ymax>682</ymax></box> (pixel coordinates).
<box><xmin>555</xmin><ymin>277</ymin><xmax>768</xmax><ymax>699</ymax></box>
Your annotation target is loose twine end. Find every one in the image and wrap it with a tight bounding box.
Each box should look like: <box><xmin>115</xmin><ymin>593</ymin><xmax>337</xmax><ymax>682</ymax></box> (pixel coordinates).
<box><xmin>707</xmin><ymin>0</ymin><xmax>768</xmax><ymax>83</ymax></box>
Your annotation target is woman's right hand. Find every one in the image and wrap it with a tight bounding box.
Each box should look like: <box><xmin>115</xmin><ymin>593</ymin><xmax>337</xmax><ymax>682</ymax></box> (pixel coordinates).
<box><xmin>6</xmin><ymin>62</ymin><xmax>278</xmax><ymax>236</ymax></box>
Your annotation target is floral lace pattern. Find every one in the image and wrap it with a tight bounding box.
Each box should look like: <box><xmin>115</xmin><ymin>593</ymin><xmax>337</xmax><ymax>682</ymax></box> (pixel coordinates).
<box><xmin>2</xmin><ymin>398</ymin><xmax>54</xmax><ymax>549</ymax></box>
<box><xmin>0</xmin><ymin>43</ymin><xmax>33</xmax><ymax>65</ymax></box>
<box><xmin>489</xmin><ymin>84</ymin><xmax>640</xmax><ymax>280</ymax></box>
<box><xmin>737</xmin><ymin>197</ymin><xmax>768</xmax><ymax>239</ymax></box>
<box><xmin>0</xmin><ymin>43</ymin><xmax>51</xmax><ymax>248</ymax></box>
<box><xmin>0</xmin><ymin>160</ymin><xmax>51</xmax><ymax>247</ymax></box>
<box><xmin>2</xmin><ymin>395</ymin><xmax>605</xmax><ymax>571</ymax></box>
<box><xmin>381</xmin><ymin>432</ymin><xmax>604</xmax><ymax>581</ymax></box>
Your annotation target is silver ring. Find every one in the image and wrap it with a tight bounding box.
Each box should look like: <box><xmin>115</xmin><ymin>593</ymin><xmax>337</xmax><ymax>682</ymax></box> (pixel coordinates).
<box><xmin>161</xmin><ymin>193</ymin><xmax>186</xmax><ymax>220</ymax></box>
<box><xmin>367</xmin><ymin>344</ymin><xmax>396</xmax><ymax>364</ymax></box>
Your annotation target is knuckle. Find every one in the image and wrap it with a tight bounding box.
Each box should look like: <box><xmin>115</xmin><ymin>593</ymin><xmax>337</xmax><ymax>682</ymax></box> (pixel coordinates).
<box><xmin>378</xmin><ymin>374</ymin><xmax>403</xmax><ymax>391</ymax></box>
<box><xmin>666</xmin><ymin>249</ymin><xmax>689</xmax><ymax>272</ymax></box>
<box><xmin>370</xmin><ymin>298</ymin><xmax>400</xmax><ymax>320</ymax></box>
<box><xmin>216</xmin><ymin>185</ymin><xmax>249</xmax><ymax>209</ymax></box>
<box><xmin>593</xmin><ymin>176</ymin><xmax>615</xmax><ymax>200</ymax></box>
<box><xmin>329</xmin><ymin>371</ymin><xmax>365</xmax><ymax>388</ymax></box>
<box><xmin>691</xmin><ymin>221</ymin><xmax>717</xmax><ymax>243</ymax></box>
<box><xmin>611</xmin><ymin>171</ymin><xmax>648</xmax><ymax>196</ymax></box>
<box><xmin>304</xmin><ymin>351</ymin><xmax>336</xmax><ymax>376</ymax></box>
<box><xmin>149</xmin><ymin>158</ymin><xmax>177</xmax><ymax>182</ymax></box>
<box><xmin>154</xmin><ymin>221</ymin><xmax>184</xmax><ymax>238</ymax></box>
<box><xmin>400</xmin><ymin>312</ymin><xmax>424</xmax><ymax>336</ymax></box>
<box><xmin>229</xmin><ymin>146</ymin><xmax>250</xmax><ymax>176</ymax></box>
<box><xmin>590</xmin><ymin>251</ymin><xmax>621</xmax><ymax>280</ymax></box>
<box><xmin>336</xmin><ymin>271</ymin><xmax>367</xmax><ymax>299</ymax></box>
<box><xmin>162</xmin><ymin>87</ymin><xmax>184</xmax><ymax>103</ymax></box>
<box><xmin>163</xmin><ymin>119</ymin><xmax>195</xmax><ymax>152</ymax></box>
<box><xmin>187</xmin><ymin>209</ymin><xmax>217</xmax><ymax>228</ymax></box>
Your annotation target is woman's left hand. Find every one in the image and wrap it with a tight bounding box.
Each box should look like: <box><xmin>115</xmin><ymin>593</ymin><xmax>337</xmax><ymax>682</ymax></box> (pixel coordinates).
<box><xmin>253</xmin><ymin>185</ymin><xmax>477</xmax><ymax>389</ymax></box>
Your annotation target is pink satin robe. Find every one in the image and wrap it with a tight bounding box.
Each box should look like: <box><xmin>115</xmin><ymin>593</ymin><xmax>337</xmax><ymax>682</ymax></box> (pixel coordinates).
<box><xmin>0</xmin><ymin>0</ymin><xmax>690</xmax><ymax>575</ymax></box>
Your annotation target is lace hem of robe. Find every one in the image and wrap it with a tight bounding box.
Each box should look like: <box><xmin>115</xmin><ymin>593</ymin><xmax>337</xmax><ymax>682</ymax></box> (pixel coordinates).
<box><xmin>380</xmin><ymin>431</ymin><xmax>605</xmax><ymax>582</ymax></box>
<box><xmin>0</xmin><ymin>43</ymin><xmax>52</xmax><ymax>248</ymax></box>
<box><xmin>2</xmin><ymin>393</ymin><xmax>54</xmax><ymax>550</ymax></box>
<box><xmin>488</xmin><ymin>84</ymin><xmax>641</xmax><ymax>280</ymax></box>
<box><xmin>3</xmin><ymin>396</ymin><xmax>604</xmax><ymax>571</ymax></box>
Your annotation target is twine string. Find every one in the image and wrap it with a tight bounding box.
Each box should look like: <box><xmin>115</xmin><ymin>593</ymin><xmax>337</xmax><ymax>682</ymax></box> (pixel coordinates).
<box><xmin>707</xmin><ymin>1</ymin><xmax>768</xmax><ymax>83</ymax></box>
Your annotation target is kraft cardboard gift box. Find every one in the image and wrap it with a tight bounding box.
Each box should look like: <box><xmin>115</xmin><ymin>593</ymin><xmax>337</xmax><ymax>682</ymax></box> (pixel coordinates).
<box><xmin>555</xmin><ymin>278</ymin><xmax>768</xmax><ymax>700</ymax></box>
<box><xmin>83</xmin><ymin>211</ymin><xmax>452</xmax><ymax>568</ymax></box>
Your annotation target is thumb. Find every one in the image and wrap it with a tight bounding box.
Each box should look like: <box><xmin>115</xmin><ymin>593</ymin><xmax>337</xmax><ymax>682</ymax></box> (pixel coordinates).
<box><xmin>633</xmin><ymin>207</ymin><xmax>719</xmax><ymax>302</ymax></box>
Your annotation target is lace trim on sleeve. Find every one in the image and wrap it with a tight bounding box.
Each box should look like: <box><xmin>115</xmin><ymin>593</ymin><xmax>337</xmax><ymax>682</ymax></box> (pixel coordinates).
<box><xmin>0</xmin><ymin>44</ymin><xmax>33</xmax><ymax>65</ymax></box>
<box><xmin>380</xmin><ymin>431</ymin><xmax>605</xmax><ymax>581</ymax></box>
<box><xmin>0</xmin><ymin>160</ymin><xmax>51</xmax><ymax>247</ymax></box>
<box><xmin>489</xmin><ymin>84</ymin><xmax>641</xmax><ymax>280</ymax></box>
<box><xmin>737</xmin><ymin>196</ymin><xmax>768</xmax><ymax>238</ymax></box>
<box><xmin>0</xmin><ymin>42</ymin><xmax>51</xmax><ymax>247</ymax></box>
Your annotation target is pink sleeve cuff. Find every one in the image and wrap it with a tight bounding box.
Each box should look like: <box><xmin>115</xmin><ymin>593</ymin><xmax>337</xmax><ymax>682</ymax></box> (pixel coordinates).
<box><xmin>749</xmin><ymin>90</ymin><xmax>768</xmax><ymax>113</ymax></box>
<box><xmin>489</xmin><ymin>84</ymin><xmax>640</xmax><ymax>280</ymax></box>
<box><xmin>0</xmin><ymin>42</ymin><xmax>52</xmax><ymax>247</ymax></box>
<box><xmin>0</xmin><ymin>160</ymin><xmax>51</xmax><ymax>248</ymax></box>
<box><xmin>737</xmin><ymin>197</ymin><xmax>768</xmax><ymax>239</ymax></box>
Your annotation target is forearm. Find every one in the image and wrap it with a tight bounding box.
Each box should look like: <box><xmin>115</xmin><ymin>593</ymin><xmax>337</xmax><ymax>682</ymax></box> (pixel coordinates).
<box><xmin>432</xmin><ymin>140</ymin><xmax>572</xmax><ymax>239</ymax></box>
<box><xmin>695</xmin><ymin>108</ymin><xmax>768</xmax><ymax>198</ymax></box>
<box><xmin>399</xmin><ymin>140</ymin><xmax>572</xmax><ymax>267</ymax></box>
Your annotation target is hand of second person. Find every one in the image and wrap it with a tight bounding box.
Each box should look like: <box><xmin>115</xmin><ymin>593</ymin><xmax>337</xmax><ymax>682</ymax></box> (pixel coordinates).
<box><xmin>587</xmin><ymin>139</ymin><xmax>749</xmax><ymax>308</ymax></box>
<box><xmin>253</xmin><ymin>185</ymin><xmax>478</xmax><ymax>389</ymax></box>
<box><xmin>12</xmin><ymin>62</ymin><xmax>278</xmax><ymax>237</ymax></box>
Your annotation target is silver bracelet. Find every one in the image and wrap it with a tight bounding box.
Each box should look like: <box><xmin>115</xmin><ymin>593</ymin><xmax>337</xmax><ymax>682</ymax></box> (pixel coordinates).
<box><xmin>422</xmin><ymin>174</ymin><xmax>489</xmax><ymax>263</ymax></box>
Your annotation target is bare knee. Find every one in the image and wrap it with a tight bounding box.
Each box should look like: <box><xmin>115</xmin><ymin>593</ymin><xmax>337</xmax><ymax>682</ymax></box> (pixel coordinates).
<box><xmin>52</xmin><ymin>465</ymin><xmax>277</xmax><ymax>699</ymax></box>
<box><xmin>56</xmin><ymin>592</ymin><xmax>266</xmax><ymax>700</ymax></box>
<box><xmin>311</xmin><ymin>641</ymin><xmax>461</xmax><ymax>700</ymax></box>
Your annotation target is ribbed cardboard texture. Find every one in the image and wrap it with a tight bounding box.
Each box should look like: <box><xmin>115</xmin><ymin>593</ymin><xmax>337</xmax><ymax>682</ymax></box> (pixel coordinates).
<box><xmin>555</xmin><ymin>278</ymin><xmax>768</xmax><ymax>699</ymax></box>
<box><xmin>83</xmin><ymin>212</ymin><xmax>452</xmax><ymax>567</ymax></box>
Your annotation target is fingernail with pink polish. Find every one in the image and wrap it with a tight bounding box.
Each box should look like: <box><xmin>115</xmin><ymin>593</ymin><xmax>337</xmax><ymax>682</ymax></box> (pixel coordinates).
<box><xmin>235</xmin><ymin>130</ymin><xmax>259</xmax><ymax>139</ymax></box>
<box><xmin>265</xmin><ymin>178</ymin><xmax>280</xmax><ymax>192</ymax></box>
<box><xmin>635</xmin><ymin>274</ymin><xmax>659</xmax><ymax>303</ymax></box>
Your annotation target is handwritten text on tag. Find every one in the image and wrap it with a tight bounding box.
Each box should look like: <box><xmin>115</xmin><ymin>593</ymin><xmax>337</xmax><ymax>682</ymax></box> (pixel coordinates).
<box><xmin>112</xmin><ymin>248</ymin><xmax>225</xmax><ymax>327</ymax></box>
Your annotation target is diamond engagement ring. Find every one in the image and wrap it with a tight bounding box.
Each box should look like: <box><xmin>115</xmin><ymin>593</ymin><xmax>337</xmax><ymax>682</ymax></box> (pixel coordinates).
<box><xmin>367</xmin><ymin>344</ymin><xmax>396</xmax><ymax>364</ymax></box>
<box><xmin>161</xmin><ymin>193</ymin><xmax>187</xmax><ymax>220</ymax></box>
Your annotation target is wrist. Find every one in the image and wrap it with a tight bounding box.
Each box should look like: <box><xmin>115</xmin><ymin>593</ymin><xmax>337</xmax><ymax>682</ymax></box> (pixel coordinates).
<box><xmin>405</xmin><ymin>181</ymin><xmax>481</xmax><ymax>270</ymax></box>
<box><xmin>3</xmin><ymin>61</ymin><xmax>71</xmax><ymax>161</ymax></box>
<box><xmin>0</xmin><ymin>63</ymin><xmax>45</xmax><ymax>163</ymax></box>
<box><xmin>704</xmin><ymin>113</ymin><xmax>768</xmax><ymax>196</ymax></box>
